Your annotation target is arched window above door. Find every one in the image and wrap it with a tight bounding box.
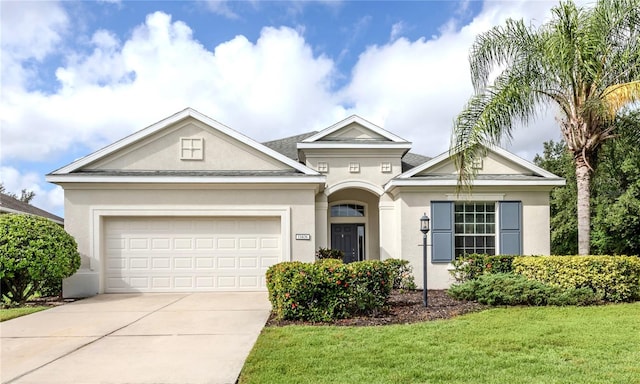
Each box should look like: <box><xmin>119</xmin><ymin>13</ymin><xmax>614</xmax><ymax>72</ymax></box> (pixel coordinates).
<box><xmin>330</xmin><ymin>204</ymin><xmax>365</xmax><ymax>217</ymax></box>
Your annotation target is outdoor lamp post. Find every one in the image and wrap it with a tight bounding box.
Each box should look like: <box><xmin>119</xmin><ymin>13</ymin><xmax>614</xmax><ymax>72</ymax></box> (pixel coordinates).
<box><xmin>420</xmin><ymin>213</ymin><xmax>430</xmax><ymax>307</ymax></box>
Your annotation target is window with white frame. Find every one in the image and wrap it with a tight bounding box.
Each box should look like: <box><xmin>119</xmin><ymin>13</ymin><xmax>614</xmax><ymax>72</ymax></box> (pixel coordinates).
<box><xmin>380</xmin><ymin>162</ymin><xmax>392</xmax><ymax>173</ymax></box>
<box><xmin>180</xmin><ymin>138</ymin><xmax>204</xmax><ymax>160</ymax></box>
<box><xmin>349</xmin><ymin>162</ymin><xmax>360</xmax><ymax>173</ymax></box>
<box><xmin>454</xmin><ymin>202</ymin><xmax>496</xmax><ymax>256</ymax></box>
<box><xmin>331</xmin><ymin>203</ymin><xmax>365</xmax><ymax>217</ymax></box>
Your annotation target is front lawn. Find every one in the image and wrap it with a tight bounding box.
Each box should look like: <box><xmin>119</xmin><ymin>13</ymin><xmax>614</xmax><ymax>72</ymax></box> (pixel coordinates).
<box><xmin>239</xmin><ymin>304</ymin><xmax>640</xmax><ymax>384</ymax></box>
<box><xmin>0</xmin><ymin>306</ymin><xmax>48</xmax><ymax>322</ymax></box>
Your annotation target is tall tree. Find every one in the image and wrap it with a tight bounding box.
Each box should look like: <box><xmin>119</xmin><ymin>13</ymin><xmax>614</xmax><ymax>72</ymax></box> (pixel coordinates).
<box><xmin>452</xmin><ymin>0</ymin><xmax>640</xmax><ymax>254</ymax></box>
<box><xmin>534</xmin><ymin>111</ymin><xmax>640</xmax><ymax>255</ymax></box>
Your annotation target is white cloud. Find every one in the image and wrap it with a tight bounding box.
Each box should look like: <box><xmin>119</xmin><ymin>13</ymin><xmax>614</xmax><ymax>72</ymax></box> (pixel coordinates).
<box><xmin>341</xmin><ymin>0</ymin><xmax>563</xmax><ymax>158</ymax></box>
<box><xmin>0</xmin><ymin>166</ymin><xmax>64</xmax><ymax>216</ymax></box>
<box><xmin>1</xmin><ymin>12</ymin><xmax>343</xmax><ymax>162</ymax></box>
<box><xmin>203</xmin><ymin>1</ymin><xmax>239</xmax><ymax>19</ymax></box>
<box><xmin>0</xmin><ymin>0</ymin><xmax>69</xmax><ymax>91</ymax></box>
<box><xmin>390</xmin><ymin>21</ymin><xmax>406</xmax><ymax>42</ymax></box>
<box><xmin>0</xmin><ymin>0</ymin><xmax>579</xmax><ymax>215</ymax></box>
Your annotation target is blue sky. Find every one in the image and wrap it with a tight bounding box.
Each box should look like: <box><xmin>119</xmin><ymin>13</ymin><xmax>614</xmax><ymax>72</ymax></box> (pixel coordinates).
<box><xmin>1</xmin><ymin>0</ymin><xmax>565</xmax><ymax>217</ymax></box>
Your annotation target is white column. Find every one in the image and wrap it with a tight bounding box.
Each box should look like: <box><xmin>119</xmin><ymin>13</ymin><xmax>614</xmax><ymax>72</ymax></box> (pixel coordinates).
<box><xmin>378</xmin><ymin>193</ymin><xmax>397</xmax><ymax>260</ymax></box>
<box><xmin>315</xmin><ymin>193</ymin><xmax>328</xmax><ymax>251</ymax></box>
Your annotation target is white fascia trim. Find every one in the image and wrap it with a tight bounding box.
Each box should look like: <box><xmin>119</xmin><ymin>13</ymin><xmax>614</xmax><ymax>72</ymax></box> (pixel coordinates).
<box><xmin>397</xmin><ymin>144</ymin><xmax>562</xmax><ymax>179</ymax></box>
<box><xmin>297</xmin><ymin>142</ymin><xmax>412</xmax><ymax>150</ymax></box>
<box><xmin>46</xmin><ymin>175</ymin><xmax>327</xmax><ymax>184</ymax></box>
<box><xmin>302</xmin><ymin>115</ymin><xmax>409</xmax><ymax>143</ymax></box>
<box><xmin>52</xmin><ymin>108</ymin><xmax>319</xmax><ymax>176</ymax></box>
<box><xmin>385</xmin><ymin>178</ymin><xmax>566</xmax><ymax>190</ymax></box>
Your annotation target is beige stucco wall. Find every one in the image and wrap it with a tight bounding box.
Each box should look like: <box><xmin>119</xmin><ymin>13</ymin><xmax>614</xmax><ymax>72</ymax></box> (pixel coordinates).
<box><xmin>303</xmin><ymin>149</ymin><xmax>405</xmax><ymax>188</ymax></box>
<box><xmin>89</xmin><ymin>118</ymin><xmax>287</xmax><ymax>171</ymax></box>
<box><xmin>425</xmin><ymin>151</ymin><xmax>532</xmax><ymax>175</ymax></box>
<box><xmin>62</xmin><ymin>183</ymin><xmax>318</xmax><ymax>293</ymax></box>
<box><xmin>390</xmin><ymin>186</ymin><xmax>552</xmax><ymax>289</ymax></box>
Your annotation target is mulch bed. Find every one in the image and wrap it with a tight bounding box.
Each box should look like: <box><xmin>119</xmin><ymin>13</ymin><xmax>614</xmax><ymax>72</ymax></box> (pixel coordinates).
<box><xmin>266</xmin><ymin>290</ymin><xmax>487</xmax><ymax>327</ymax></box>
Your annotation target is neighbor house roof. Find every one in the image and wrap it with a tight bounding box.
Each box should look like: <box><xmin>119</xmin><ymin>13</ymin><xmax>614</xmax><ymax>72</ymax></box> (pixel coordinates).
<box><xmin>0</xmin><ymin>193</ymin><xmax>64</xmax><ymax>225</ymax></box>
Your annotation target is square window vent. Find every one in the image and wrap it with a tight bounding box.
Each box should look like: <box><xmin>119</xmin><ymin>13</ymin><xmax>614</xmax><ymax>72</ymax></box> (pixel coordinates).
<box><xmin>317</xmin><ymin>162</ymin><xmax>328</xmax><ymax>173</ymax></box>
<box><xmin>180</xmin><ymin>138</ymin><xmax>204</xmax><ymax>160</ymax></box>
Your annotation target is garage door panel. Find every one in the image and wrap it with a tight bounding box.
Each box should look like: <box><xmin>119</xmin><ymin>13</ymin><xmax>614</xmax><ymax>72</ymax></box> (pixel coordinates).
<box><xmin>105</xmin><ymin>217</ymin><xmax>282</xmax><ymax>292</ymax></box>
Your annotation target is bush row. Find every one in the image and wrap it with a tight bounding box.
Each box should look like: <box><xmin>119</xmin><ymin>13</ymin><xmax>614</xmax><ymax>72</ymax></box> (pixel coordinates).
<box><xmin>448</xmin><ymin>254</ymin><xmax>640</xmax><ymax>304</ymax></box>
<box><xmin>448</xmin><ymin>273</ymin><xmax>601</xmax><ymax>306</ymax></box>
<box><xmin>514</xmin><ymin>256</ymin><xmax>640</xmax><ymax>302</ymax></box>
<box><xmin>266</xmin><ymin>259</ymin><xmax>393</xmax><ymax>322</ymax></box>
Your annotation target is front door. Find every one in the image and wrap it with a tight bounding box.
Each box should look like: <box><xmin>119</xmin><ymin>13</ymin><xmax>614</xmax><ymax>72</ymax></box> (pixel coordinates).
<box><xmin>331</xmin><ymin>224</ymin><xmax>365</xmax><ymax>263</ymax></box>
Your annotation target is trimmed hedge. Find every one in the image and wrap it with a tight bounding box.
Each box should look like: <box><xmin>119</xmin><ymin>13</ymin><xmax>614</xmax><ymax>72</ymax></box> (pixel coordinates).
<box><xmin>0</xmin><ymin>214</ymin><xmax>81</xmax><ymax>305</ymax></box>
<box><xmin>266</xmin><ymin>259</ymin><xmax>393</xmax><ymax>321</ymax></box>
<box><xmin>513</xmin><ymin>256</ymin><xmax>640</xmax><ymax>302</ymax></box>
<box><xmin>450</xmin><ymin>254</ymin><xmax>518</xmax><ymax>282</ymax></box>
<box><xmin>448</xmin><ymin>273</ymin><xmax>601</xmax><ymax>306</ymax></box>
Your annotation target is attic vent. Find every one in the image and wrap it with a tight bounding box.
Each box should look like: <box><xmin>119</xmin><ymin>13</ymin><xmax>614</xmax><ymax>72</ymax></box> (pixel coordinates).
<box><xmin>180</xmin><ymin>138</ymin><xmax>204</xmax><ymax>160</ymax></box>
<box><xmin>317</xmin><ymin>162</ymin><xmax>329</xmax><ymax>173</ymax></box>
<box><xmin>472</xmin><ymin>157</ymin><xmax>483</xmax><ymax>170</ymax></box>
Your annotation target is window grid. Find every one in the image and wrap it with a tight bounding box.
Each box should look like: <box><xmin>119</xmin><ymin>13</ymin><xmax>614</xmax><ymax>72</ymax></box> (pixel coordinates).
<box><xmin>330</xmin><ymin>204</ymin><xmax>365</xmax><ymax>217</ymax></box>
<box><xmin>349</xmin><ymin>162</ymin><xmax>360</xmax><ymax>173</ymax></box>
<box><xmin>317</xmin><ymin>162</ymin><xmax>328</xmax><ymax>173</ymax></box>
<box><xmin>180</xmin><ymin>138</ymin><xmax>203</xmax><ymax>160</ymax></box>
<box><xmin>381</xmin><ymin>162</ymin><xmax>392</xmax><ymax>173</ymax></box>
<box><xmin>454</xmin><ymin>202</ymin><xmax>495</xmax><ymax>257</ymax></box>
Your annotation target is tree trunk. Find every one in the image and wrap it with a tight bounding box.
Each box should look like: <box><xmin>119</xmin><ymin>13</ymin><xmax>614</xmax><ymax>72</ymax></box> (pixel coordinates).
<box><xmin>575</xmin><ymin>156</ymin><xmax>591</xmax><ymax>255</ymax></box>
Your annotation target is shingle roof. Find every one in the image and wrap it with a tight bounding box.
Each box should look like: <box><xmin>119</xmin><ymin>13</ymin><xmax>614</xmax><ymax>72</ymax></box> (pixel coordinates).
<box><xmin>0</xmin><ymin>193</ymin><xmax>64</xmax><ymax>224</ymax></box>
<box><xmin>263</xmin><ymin>131</ymin><xmax>431</xmax><ymax>171</ymax></box>
<box><xmin>262</xmin><ymin>131</ymin><xmax>318</xmax><ymax>161</ymax></box>
<box><xmin>401</xmin><ymin>152</ymin><xmax>432</xmax><ymax>172</ymax></box>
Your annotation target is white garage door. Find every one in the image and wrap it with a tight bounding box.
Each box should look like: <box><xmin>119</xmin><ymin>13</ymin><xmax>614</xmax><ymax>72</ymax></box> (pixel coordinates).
<box><xmin>104</xmin><ymin>217</ymin><xmax>282</xmax><ymax>292</ymax></box>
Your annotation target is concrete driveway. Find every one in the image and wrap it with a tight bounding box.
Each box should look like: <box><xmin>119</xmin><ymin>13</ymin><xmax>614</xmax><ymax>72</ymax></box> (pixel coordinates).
<box><xmin>0</xmin><ymin>292</ymin><xmax>271</xmax><ymax>384</ymax></box>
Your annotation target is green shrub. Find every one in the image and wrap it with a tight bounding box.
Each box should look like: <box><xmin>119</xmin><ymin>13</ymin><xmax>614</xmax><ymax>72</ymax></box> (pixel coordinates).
<box><xmin>450</xmin><ymin>254</ymin><xmax>517</xmax><ymax>282</ymax></box>
<box><xmin>447</xmin><ymin>273</ymin><xmax>601</xmax><ymax>306</ymax></box>
<box><xmin>315</xmin><ymin>247</ymin><xmax>344</xmax><ymax>260</ymax></box>
<box><xmin>513</xmin><ymin>256</ymin><xmax>640</xmax><ymax>302</ymax></box>
<box><xmin>266</xmin><ymin>259</ymin><xmax>393</xmax><ymax>321</ymax></box>
<box><xmin>383</xmin><ymin>258</ymin><xmax>416</xmax><ymax>291</ymax></box>
<box><xmin>0</xmin><ymin>214</ymin><xmax>81</xmax><ymax>305</ymax></box>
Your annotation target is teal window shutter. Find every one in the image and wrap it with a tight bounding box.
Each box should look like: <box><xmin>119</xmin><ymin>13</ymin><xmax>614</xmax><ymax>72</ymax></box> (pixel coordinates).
<box><xmin>499</xmin><ymin>201</ymin><xmax>522</xmax><ymax>255</ymax></box>
<box><xmin>431</xmin><ymin>201</ymin><xmax>454</xmax><ymax>262</ymax></box>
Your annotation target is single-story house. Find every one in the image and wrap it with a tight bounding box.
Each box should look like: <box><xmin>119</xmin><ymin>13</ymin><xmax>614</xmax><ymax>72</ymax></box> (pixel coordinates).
<box><xmin>0</xmin><ymin>192</ymin><xmax>64</xmax><ymax>225</ymax></box>
<box><xmin>46</xmin><ymin>108</ymin><xmax>564</xmax><ymax>298</ymax></box>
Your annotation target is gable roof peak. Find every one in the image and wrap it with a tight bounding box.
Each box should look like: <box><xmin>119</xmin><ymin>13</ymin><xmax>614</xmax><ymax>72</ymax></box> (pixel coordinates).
<box><xmin>301</xmin><ymin>115</ymin><xmax>410</xmax><ymax>144</ymax></box>
<box><xmin>48</xmin><ymin>107</ymin><xmax>320</xmax><ymax>177</ymax></box>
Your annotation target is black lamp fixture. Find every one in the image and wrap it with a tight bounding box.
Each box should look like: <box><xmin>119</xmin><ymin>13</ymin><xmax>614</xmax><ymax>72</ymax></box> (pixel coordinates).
<box><xmin>420</xmin><ymin>213</ymin><xmax>430</xmax><ymax>307</ymax></box>
<box><xmin>420</xmin><ymin>213</ymin><xmax>430</xmax><ymax>235</ymax></box>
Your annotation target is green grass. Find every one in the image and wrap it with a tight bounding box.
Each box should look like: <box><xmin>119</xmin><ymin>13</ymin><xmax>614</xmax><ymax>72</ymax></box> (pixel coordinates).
<box><xmin>239</xmin><ymin>304</ymin><xmax>640</xmax><ymax>384</ymax></box>
<box><xmin>0</xmin><ymin>306</ymin><xmax>48</xmax><ymax>322</ymax></box>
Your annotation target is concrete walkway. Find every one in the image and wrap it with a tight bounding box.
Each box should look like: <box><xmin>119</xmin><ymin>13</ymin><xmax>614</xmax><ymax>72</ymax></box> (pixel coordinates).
<box><xmin>0</xmin><ymin>292</ymin><xmax>271</xmax><ymax>384</ymax></box>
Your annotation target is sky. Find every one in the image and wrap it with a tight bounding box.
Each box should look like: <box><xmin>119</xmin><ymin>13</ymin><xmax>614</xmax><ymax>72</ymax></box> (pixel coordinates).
<box><xmin>1</xmin><ymin>0</ymin><xmax>570</xmax><ymax>217</ymax></box>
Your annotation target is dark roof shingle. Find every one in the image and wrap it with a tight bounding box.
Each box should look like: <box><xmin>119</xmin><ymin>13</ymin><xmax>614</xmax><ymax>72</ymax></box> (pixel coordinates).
<box><xmin>0</xmin><ymin>193</ymin><xmax>64</xmax><ymax>224</ymax></box>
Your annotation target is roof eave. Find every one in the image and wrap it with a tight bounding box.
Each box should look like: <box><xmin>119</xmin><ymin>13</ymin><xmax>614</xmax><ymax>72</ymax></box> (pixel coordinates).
<box><xmin>45</xmin><ymin>174</ymin><xmax>327</xmax><ymax>184</ymax></box>
<box><xmin>384</xmin><ymin>178</ymin><xmax>566</xmax><ymax>191</ymax></box>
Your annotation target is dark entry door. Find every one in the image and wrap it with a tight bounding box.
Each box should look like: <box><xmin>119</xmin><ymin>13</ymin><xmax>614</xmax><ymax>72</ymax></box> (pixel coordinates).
<box><xmin>331</xmin><ymin>224</ymin><xmax>364</xmax><ymax>263</ymax></box>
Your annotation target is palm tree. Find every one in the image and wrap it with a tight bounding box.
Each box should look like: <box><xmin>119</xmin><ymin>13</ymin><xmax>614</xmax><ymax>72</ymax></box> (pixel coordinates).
<box><xmin>452</xmin><ymin>0</ymin><xmax>640</xmax><ymax>255</ymax></box>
